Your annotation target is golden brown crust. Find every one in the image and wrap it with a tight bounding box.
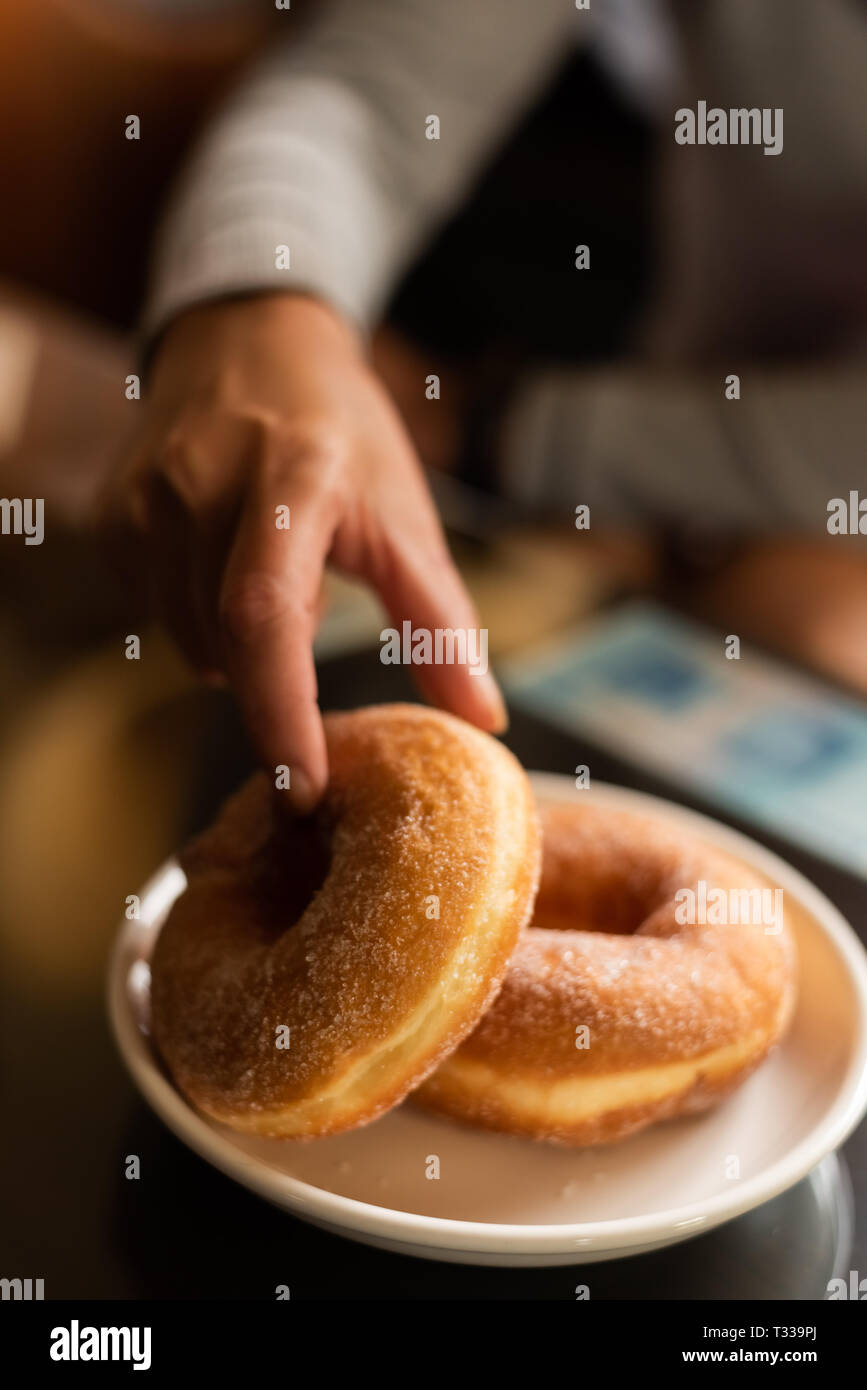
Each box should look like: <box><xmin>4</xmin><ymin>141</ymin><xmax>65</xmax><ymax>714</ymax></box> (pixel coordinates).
<box><xmin>416</xmin><ymin>801</ymin><xmax>798</xmax><ymax>1144</ymax></box>
<box><xmin>151</xmin><ymin>704</ymin><xmax>541</xmax><ymax>1138</ymax></box>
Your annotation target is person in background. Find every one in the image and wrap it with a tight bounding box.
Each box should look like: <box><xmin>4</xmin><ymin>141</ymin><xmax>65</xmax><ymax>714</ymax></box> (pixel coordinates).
<box><xmin>95</xmin><ymin>0</ymin><xmax>867</xmax><ymax>809</ymax></box>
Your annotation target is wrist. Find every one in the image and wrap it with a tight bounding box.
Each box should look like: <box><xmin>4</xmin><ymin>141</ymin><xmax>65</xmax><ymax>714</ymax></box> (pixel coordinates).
<box><xmin>150</xmin><ymin>292</ymin><xmax>362</xmax><ymax>390</ymax></box>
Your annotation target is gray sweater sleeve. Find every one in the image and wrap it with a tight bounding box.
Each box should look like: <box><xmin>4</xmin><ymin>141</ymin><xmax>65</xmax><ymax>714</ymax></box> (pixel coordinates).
<box><xmin>499</xmin><ymin>361</ymin><xmax>867</xmax><ymax>532</ymax></box>
<box><xmin>143</xmin><ymin>0</ymin><xmax>581</xmax><ymax>341</ymax></box>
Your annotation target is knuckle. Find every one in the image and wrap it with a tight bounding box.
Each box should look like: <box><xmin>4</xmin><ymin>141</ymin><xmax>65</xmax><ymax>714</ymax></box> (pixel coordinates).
<box><xmin>158</xmin><ymin>430</ymin><xmax>202</xmax><ymax>505</ymax></box>
<box><xmin>160</xmin><ymin>425</ymin><xmax>195</xmax><ymax>461</ymax></box>
<box><xmin>279</xmin><ymin>417</ymin><xmax>343</xmax><ymax>460</ymax></box>
<box><xmin>228</xmin><ymin>412</ymin><xmax>348</xmax><ymax>511</ymax></box>
<box><xmin>98</xmin><ymin>481</ymin><xmax>150</xmax><ymax>541</ymax></box>
<box><xmin>263</xmin><ymin>417</ymin><xmax>346</xmax><ymax>477</ymax></box>
<box><xmin>236</xmin><ymin>406</ymin><xmax>284</xmax><ymax>444</ymax></box>
<box><xmin>219</xmin><ymin>572</ymin><xmax>295</xmax><ymax>640</ymax></box>
<box><xmin>92</xmin><ymin>446</ymin><xmax>147</xmax><ymax>532</ymax></box>
<box><xmin>126</xmin><ymin>483</ymin><xmax>154</xmax><ymax>535</ymax></box>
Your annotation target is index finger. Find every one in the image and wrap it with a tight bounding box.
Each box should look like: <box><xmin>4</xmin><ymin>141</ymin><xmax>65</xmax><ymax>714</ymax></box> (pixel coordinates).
<box><xmin>219</xmin><ymin>455</ymin><xmax>340</xmax><ymax>813</ymax></box>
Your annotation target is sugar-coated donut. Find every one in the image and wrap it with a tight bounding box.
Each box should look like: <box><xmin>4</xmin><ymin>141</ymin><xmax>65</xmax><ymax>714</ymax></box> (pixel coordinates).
<box><xmin>416</xmin><ymin>800</ymin><xmax>797</xmax><ymax>1145</ymax></box>
<box><xmin>151</xmin><ymin>704</ymin><xmax>541</xmax><ymax>1138</ymax></box>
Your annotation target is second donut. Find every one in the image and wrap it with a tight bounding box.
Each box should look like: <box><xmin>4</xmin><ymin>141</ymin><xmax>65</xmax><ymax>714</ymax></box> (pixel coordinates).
<box><xmin>416</xmin><ymin>799</ymin><xmax>797</xmax><ymax>1145</ymax></box>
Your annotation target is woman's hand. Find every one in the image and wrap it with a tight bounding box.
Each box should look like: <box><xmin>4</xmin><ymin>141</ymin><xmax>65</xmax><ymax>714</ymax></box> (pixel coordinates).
<box><xmin>96</xmin><ymin>293</ymin><xmax>505</xmax><ymax>810</ymax></box>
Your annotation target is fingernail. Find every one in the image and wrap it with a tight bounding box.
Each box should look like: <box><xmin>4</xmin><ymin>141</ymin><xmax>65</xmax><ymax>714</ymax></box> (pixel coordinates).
<box><xmin>278</xmin><ymin>767</ymin><xmax>322</xmax><ymax>816</ymax></box>
<box><xmin>478</xmin><ymin>674</ymin><xmax>509</xmax><ymax>733</ymax></box>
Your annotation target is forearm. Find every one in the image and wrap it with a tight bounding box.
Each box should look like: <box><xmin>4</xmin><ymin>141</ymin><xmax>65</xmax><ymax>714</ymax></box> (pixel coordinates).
<box><xmin>143</xmin><ymin>0</ymin><xmax>579</xmax><ymax>343</ymax></box>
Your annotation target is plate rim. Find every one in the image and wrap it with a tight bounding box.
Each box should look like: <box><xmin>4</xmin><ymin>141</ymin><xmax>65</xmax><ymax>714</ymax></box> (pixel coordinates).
<box><xmin>107</xmin><ymin>775</ymin><xmax>867</xmax><ymax>1258</ymax></box>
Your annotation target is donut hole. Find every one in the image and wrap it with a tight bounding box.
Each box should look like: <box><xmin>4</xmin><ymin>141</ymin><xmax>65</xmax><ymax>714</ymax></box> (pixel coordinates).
<box><xmin>533</xmin><ymin>888</ymin><xmax>654</xmax><ymax>936</ymax></box>
<box><xmin>256</xmin><ymin>813</ymin><xmax>333</xmax><ymax>937</ymax></box>
<box><xmin>534</xmin><ymin>807</ymin><xmax>693</xmax><ymax>937</ymax></box>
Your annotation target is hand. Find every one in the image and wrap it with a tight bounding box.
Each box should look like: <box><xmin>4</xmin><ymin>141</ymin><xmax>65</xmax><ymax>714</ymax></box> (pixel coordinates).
<box><xmin>95</xmin><ymin>294</ymin><xmax>506</xmax><ymax>811</ymax></box>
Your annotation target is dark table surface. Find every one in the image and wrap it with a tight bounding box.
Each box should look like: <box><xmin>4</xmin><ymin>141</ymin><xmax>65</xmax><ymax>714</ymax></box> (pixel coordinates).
<box><xmin>4</xmin><ymin>646</ymin><xmax>866</xmax><ymax>1300</ymax></box>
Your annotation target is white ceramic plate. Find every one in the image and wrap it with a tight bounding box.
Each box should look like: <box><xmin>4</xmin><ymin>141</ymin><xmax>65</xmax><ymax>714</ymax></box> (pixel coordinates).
<box><xmin>108</xmin><ymin>776</ymin><xmax>867</xmax><ymax>1267</ymax></box>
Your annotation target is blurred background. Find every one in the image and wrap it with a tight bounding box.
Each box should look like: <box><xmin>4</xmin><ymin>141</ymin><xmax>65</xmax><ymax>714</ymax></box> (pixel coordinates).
<box><xmin>1</xmin><ymin>0</ymin><xmax>866</xmax><ymax>1298</ymax></box>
